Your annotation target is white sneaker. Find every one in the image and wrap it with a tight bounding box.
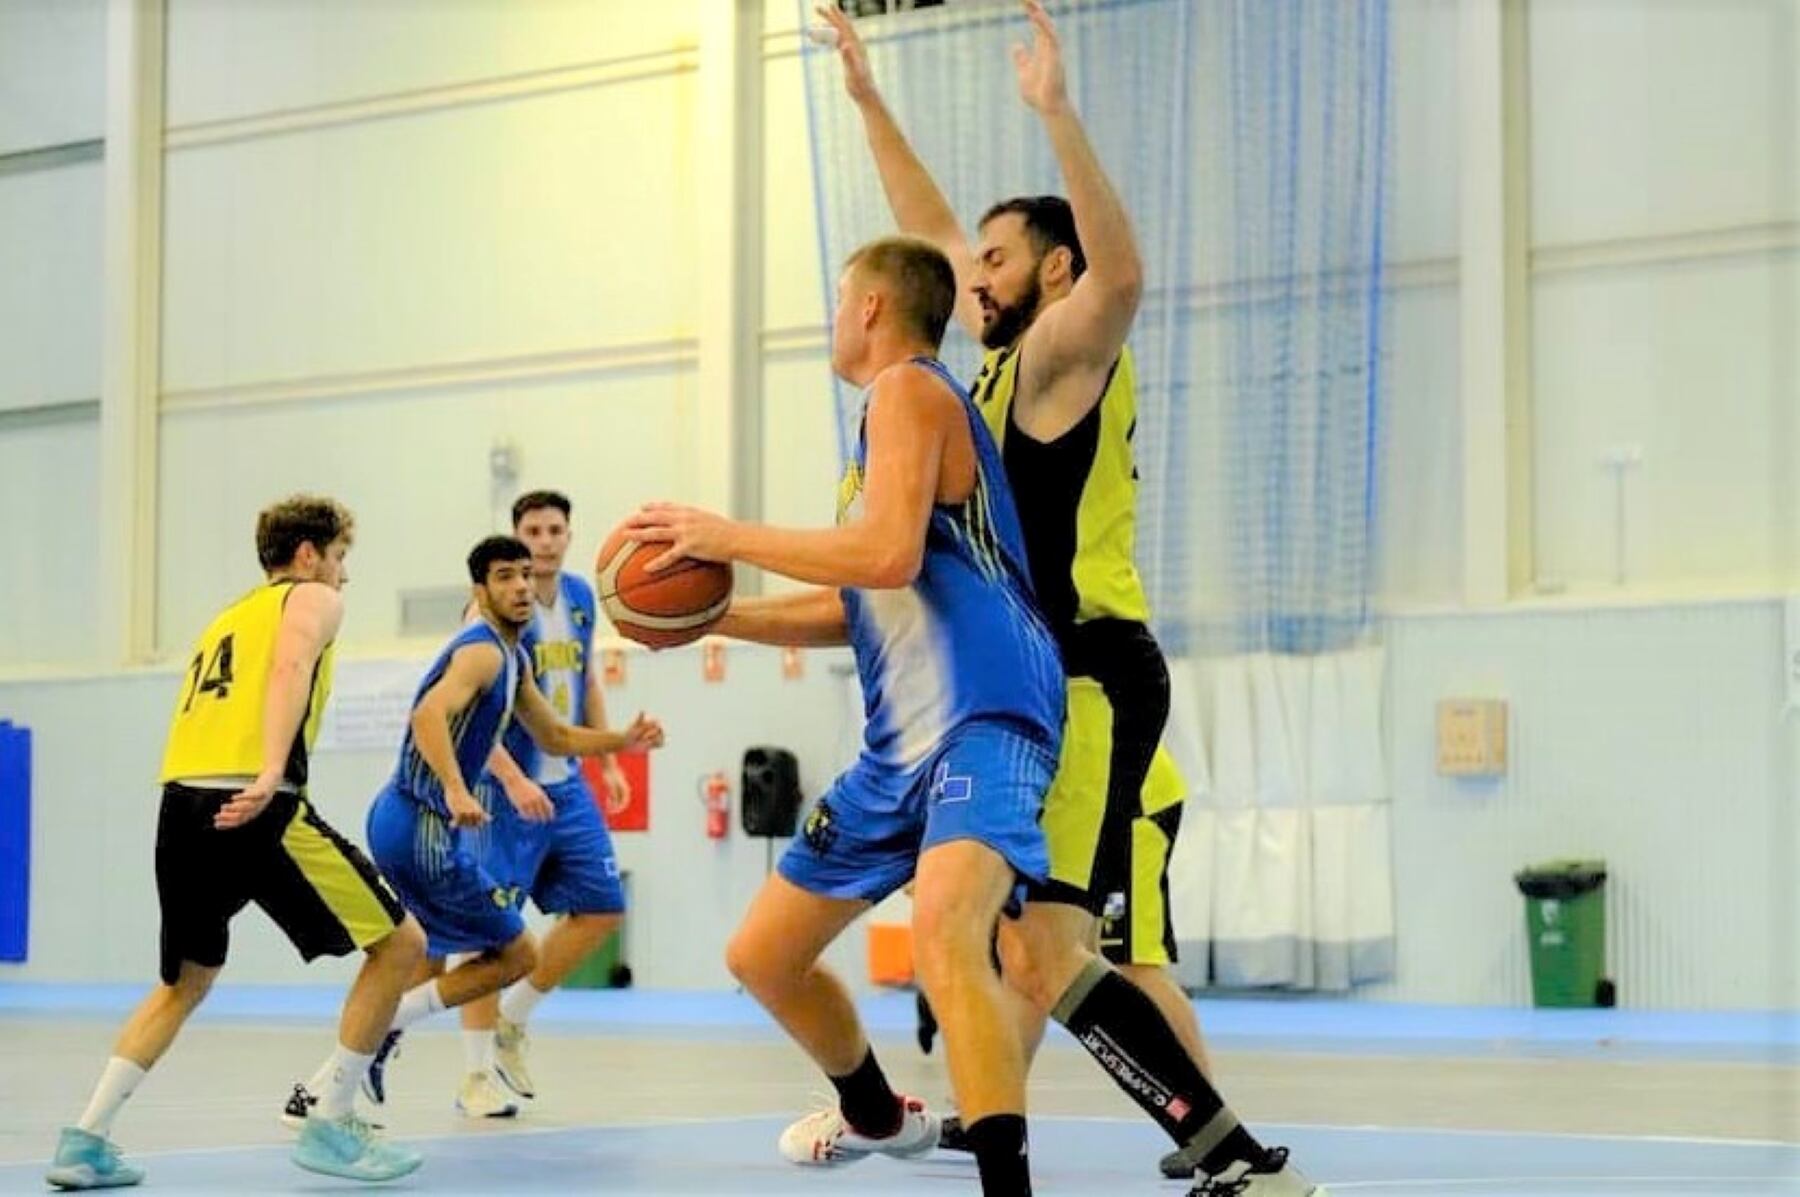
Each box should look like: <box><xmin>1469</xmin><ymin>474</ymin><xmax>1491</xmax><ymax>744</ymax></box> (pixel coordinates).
<box><xmin>777</xmin><ymin>1096</ymin><xmax>939</xmax><ymax>1167</ymax></box>
<box><xmin>1190</xmin><ymin>1148</ymin><xmax>1326</xmax><ymax>1196</ymax></box>
<box><xmin>455</xmin><ymin>1071</ymin><xmax>520</xmax><ymax>1119</ymax></box>
<box><xmin>494</xmin><ymin>1017</ymin><xmax>535</xmax><ymax>1099</ymax></box>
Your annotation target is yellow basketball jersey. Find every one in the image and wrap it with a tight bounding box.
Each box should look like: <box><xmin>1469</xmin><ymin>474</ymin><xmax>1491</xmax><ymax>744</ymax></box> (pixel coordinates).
<box><xmin>972</xmin><ymin>344</ymin><xmax>1184</xmax><ymax>816</ymax></box>
<box><xmin>970</xmin><ymin>343</ymin><xmax>1152</xmax><ymax>631</ymax></box>
<box><xmin>159</xmin><ymin>582</ymin><xmax>337</xmax><ymax>788</ymax></box>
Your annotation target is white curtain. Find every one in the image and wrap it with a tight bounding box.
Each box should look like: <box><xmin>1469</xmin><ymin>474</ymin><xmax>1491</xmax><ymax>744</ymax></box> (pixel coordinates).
<box><xmin>1164</xmin><ymin>646</ymin><xmax>1393</xmax><ymax>991</ymax></box>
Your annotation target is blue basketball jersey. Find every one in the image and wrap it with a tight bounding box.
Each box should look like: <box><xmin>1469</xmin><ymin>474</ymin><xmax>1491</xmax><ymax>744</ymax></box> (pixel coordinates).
<box><xmin>392</xmin><ymin>620</ymin><xmax>530</xmax><ymax>819</ymax></box>
<box><xmin>838</xmin><ymin>357</ymin><xmax>1065</xmax><ymax>769</ymax></box>
<box><xmin>499</xmin><ymin>573</ymin><xmax>598</xmax><ymax>784</ymax></box>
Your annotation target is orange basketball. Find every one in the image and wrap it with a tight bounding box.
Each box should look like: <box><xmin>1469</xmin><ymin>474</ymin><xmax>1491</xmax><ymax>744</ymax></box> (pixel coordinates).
<box><xmin>595</xmin><ymin>527</ymin><xmax>733</xmax><ymax>649</ymax></box>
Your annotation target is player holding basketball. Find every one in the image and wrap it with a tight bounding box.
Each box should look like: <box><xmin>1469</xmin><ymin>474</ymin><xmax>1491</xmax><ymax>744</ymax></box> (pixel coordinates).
<box><xmin>449</xmin><ymin>490</ymin><xmax>641</xmax><ymax>1116</ymax></box>
<box><xmin>817</xmin><ymin>2</ymin><xmax>1322</xmax><ymax>1192</ymax></box>
<box><xmin>49</xmin><ymin>495</ymin><xmax>427</xmax><ymax>1190</ymax></box>
<box><xmin>284</xmin><ymin>536</ymin><xmax>662</xmax><ymax>1123</ymax></box>
<box><xmin>626</xmin><ymin>235</ymin><xmax>1062</xmax><ymax>1194</ymax></box>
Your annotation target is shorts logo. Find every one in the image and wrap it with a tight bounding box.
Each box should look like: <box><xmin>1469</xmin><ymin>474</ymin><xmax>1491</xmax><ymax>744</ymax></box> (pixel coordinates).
<box><xmin>1102</xmin><ymin>890</ymin><xmax>1126</xmax><ymax>921</ymax></box>
<box><xmin>802</xmin><ymin>799</ymin><xmax>838</xmax><ymax>857</ymax></box>
<box><xmin>930</xmin><ymin>759</ymin><xmax>972</xmax><ymax>805</ymax></box>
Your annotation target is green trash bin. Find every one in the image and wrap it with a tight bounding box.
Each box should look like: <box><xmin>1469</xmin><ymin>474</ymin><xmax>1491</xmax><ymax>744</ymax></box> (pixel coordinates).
<box><xmin>1514</xmin><ymin>860</ymin><xmax>1610</xmax><ymax>1008</ymax></box>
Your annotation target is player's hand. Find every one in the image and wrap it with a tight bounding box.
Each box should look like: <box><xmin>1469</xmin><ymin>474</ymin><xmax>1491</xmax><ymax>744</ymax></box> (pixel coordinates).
<box><xmin>445</xmin><ymin>785</ymin><xmax>491</xmax><ymax>829</ymax></box>
<box><xmin>814</xmin><ymin>6</ymin><xmax>879</xmax><ymax>106</ymax></box>
<box><xmin>600</xmin><ymin>756</ymin><xmax>633</xmax><ymax>812</ymax></box>
<box><xmin>619</xmin><ymin>712</ymin><xmax>665</xmax><ymax>753</ymax></box>
<box><xmin>625</xmin><ymin>503</ymin><xmax>736</xmax><ymax>573</ymax></box>
<box><xmin>1012</xmin><ymin>1</ymin><xmax>1069</xmax><ymax>116</ymax></box>
<box><xmin>503</xmin><ymin>776</ymin><xmax>554</xmax><ymax>824</ymax></box>
<box><xmin>214</xmin><ymin>774</ymin><xmax>280</xmax><ymax>829</ymax></box>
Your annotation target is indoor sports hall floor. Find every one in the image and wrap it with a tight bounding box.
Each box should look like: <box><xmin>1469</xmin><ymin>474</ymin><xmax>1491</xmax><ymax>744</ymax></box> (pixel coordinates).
<box><xmin>1</xmin><ymin>987</ymin><xmax>1794</xmax><ymax>1195</ymax></box>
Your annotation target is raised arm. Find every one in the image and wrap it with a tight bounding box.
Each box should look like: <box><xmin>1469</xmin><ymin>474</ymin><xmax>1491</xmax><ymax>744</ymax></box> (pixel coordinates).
<box><xmin>816</xmin><ymin>5</ymin><xmax>984</xmax><ymax>342</ymax></box>
<box><xmin>1012</xmin><ymin>1</ymin><xmax>1144</xmax><ymax>400</ymax></box>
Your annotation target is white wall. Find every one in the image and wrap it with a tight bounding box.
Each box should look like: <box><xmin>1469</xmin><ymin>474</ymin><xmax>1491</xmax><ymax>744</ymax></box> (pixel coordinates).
<box><xmin>1526</xmin><ymin>0</ymin><xmax>1797</xmax><ymax>594</ymax></box>
<box><xmin>1</xmin><ymin>644</ymin><xmax>873</xmax><ymax>990</ymax></box>
<box><xmin>151</xmin><ymin>0</ymin><xmax>703</xmax><ymax>653</ymax></box>
<box><xmin>759</xmin><ymin>0</ymin><xmax>844</xmax><ymax>561</ymax></box>
<box><xmin>1375</xmin><ymin>597</ymin><xmax>1799</xmax><ymax>1010</ymax></box>
<box><xmin>0</xmin><ymin>0</ymin><xmax>105</xmax><ymax>156</ymax></box>
<box><xmin>0</xmin><ymin>0</ymin><xmax>105</xmax><ymax>667</ymax></box>
<box><xmin>1376</xmin><ymin>0</ymin><xmax>1464</xmax><ymax>608</ymax></box>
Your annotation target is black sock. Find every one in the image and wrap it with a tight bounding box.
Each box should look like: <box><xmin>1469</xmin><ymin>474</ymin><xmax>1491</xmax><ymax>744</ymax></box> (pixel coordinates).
<box><xmin>965</xmin><ymin>1113</ymin><xmax>1031</xmax><ymax>1196</ymax></box>
<box><xmin>828</xmin><ymin>1049</ymin><xmax>901</xmax><ymax>1138</ymax></box>
<box><xmin>1053</xmin><ymin>960</ymin><xmax>1263</xmax><ymax>1174</ymax></box>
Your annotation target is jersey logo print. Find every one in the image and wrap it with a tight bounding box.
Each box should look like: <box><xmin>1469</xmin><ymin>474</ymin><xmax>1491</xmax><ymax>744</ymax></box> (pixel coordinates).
<box><xmin>929</xmin><ymin>758</ymin><xmax>972</xmax><ymax>805</ymax></box>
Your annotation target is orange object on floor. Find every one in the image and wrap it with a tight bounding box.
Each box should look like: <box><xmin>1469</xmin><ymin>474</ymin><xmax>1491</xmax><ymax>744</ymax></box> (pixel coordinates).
<box><xmin>867</xmin><ymin>922</ymin><xmax>914</xmax><ymax>986</ymax></box>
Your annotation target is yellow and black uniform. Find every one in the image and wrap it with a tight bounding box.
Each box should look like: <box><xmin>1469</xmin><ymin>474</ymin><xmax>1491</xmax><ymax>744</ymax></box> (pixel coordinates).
<box><xmin>155</xmin><ymin>581</ymin><xmax>403</xmax><ymax>984</ymax></box>
<box><xmin>972</xmin><ymin>343</ymin><xmax>1185</xmax><ymax>965</ymax></box>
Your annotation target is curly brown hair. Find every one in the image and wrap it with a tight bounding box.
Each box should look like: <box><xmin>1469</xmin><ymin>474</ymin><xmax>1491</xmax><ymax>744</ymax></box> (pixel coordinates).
<box><xmin>255</xmin><ymin>495</ymin><xmax>354</xmax><ymax>571</ymax></box>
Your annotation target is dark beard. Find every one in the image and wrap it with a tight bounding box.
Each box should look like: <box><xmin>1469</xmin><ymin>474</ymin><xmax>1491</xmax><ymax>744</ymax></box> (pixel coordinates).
<box><xmin>979</xmin><ymin>275</ymin><xmax>1042</xmax><ymax>349</ymax></box>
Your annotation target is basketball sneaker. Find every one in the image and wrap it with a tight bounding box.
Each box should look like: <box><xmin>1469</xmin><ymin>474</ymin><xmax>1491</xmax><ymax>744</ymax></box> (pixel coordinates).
<box><xmin>778</xmin><ymin>1096</ymin><xmax>939</xmax><ymax>1166</ymax></box>
<box><xmin>494</xmin><ymin>1017</ymin><xmax>535</xmax><ymax>1099</ymax></box>
<box><xmin>455</xmin><ymin>1071</ymin><xmax>520</xmax><ymax>1119</ymax></box>
<box><xmin>45</xmin><ymin>1128</ymin><xmax>143</xmax><ymax>1190</ymax></box>
<box><xmin>1189</xmin><ymin>1148</ymin><xmax>1326</xmax><ymax>1196</ymax></box>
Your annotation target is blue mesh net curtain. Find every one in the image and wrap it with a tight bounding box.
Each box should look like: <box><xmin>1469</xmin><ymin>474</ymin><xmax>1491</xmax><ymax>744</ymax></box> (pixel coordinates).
<box><xmin>799</xmin><ymin>0</ymin><xmax>1393</xmax><ymax>658</ymax></box>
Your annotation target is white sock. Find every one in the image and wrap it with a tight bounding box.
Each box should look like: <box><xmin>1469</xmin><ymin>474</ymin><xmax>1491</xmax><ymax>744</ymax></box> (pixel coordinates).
<box><xmin>391</xmin><ymin>978</ymin><xmax>448</xmax><ymax>1032</ymax></box>
<box><xmin>499</xmin><ymin>980</ymin><xmax>549</xmax><ymax>1027</ymax></box>
<box><xmin>314</xmin><ymin>1045</ymin><xmax>375</xmax><ymax>1119</ymax></box>
<box><xmin>462</xmin><ymin>1029</ymin><xmax>496</xmax><ymax>1075</ymax></box>
<box><xmin>76</xmin><ymin>1057</ymin><xmax>146</xmax><ymax>1138</ymax></box>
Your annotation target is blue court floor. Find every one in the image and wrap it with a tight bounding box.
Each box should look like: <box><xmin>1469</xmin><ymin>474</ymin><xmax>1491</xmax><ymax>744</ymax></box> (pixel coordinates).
<box><xmin>3</xmin><ymin>1117</ymin><xmax>1796</xmax><ymax>1195</ymax></box>
<box><xmin>2</xmin><ymin>986</ymin><xmax>1795</xmax><ymax>1195</ymax></box>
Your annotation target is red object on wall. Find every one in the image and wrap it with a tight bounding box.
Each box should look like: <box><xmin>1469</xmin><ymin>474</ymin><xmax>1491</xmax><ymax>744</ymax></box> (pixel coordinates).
<box><xmin>583</xmin><ymin>750</ymin><xmax>650</xmax><ymax>832</ymax></box>
<box><xmin>701</xmin><ymin>771</ymin><xmax>730</xmax><ymax>840</ymax></box>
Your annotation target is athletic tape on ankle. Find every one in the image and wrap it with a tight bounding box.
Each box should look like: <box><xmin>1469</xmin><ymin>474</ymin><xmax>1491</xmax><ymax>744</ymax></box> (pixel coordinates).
<box><xmin>1183</xmin><ymin>1108</ymin><xmax>1241</xmax><ymax>1164</ymax></box>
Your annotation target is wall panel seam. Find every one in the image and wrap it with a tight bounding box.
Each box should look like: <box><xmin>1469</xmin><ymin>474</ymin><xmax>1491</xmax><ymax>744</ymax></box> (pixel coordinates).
<box><xmin>165</xmin><ymin>46</ymin><xmax>698</xmax><ymax>151</ymax></box>
<box><xmin>160</xmin><ymin>337</ymin><xmax>698</xmax><ymax>413</ymax></box>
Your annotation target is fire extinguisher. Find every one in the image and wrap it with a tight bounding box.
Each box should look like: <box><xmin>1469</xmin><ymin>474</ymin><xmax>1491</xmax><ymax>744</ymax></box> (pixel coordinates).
<box><xmin>700</xmin><ymin>772</ymin><xmax>730</xmax><ymax>840</ymax></box>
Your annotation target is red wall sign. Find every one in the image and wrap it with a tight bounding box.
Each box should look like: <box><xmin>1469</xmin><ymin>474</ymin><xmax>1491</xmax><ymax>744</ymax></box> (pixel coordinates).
<box><xmin>583</xmin><ymin>750</ymin><xmax>650</xmax><ymax>832</ymax></box>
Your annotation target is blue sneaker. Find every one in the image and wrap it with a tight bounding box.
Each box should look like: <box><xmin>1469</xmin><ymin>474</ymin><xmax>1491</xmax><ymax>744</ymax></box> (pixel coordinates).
<box><xmin>361</xmin><ymin>1029</ymin><xmax>403</xmax><ymax>1105</ymax></box>
<box><xmin>292</xmin><ymin>1113</ymin><xmax>422</xmax><ymax>1183</ymax></box>
<box><xmin>46</xmin><ymin>1127</ymin><xmax>144</xmax><ymax>1190</ymax></box>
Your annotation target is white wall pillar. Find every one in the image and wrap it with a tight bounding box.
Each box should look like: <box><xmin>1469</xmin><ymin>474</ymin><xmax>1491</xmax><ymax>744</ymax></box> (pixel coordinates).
<box><xmin>1458</xmin><ymin>0</ymin><xmax>1532</xmax><ymax>605</ymax></box>
<box><xmin>99</xmin><ymin>0</ymin><xmax>163</xmax><ymax>662</ymax></box>
<box><xmin>696</xmin><ymin>0</ymin><xmax>766</xmax><ymax>589</ymax></box>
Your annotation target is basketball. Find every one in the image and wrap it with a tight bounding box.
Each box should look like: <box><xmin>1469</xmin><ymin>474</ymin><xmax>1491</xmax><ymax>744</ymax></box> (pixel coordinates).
<box><xmin>595</xmin><ymin>528</ymin><xmax>732</xmax><ymax>649</ymax></box>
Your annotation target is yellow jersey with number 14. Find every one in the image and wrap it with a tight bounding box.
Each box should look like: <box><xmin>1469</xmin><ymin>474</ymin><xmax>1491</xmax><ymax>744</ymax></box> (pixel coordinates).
<box><xmin>158</xmin><ymin>582</ymin><xmax>336</xmax><ymax>789</ymax></box>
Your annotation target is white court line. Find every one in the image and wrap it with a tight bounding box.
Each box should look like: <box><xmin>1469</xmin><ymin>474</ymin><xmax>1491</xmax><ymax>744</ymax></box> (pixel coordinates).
<box><xmin>1029</xmin><ymin>1115</ymin><xmax>1800</xmax><ymax>1151</ymax></box>
<box><xmin>8</xmin><ymin>1112</ymin><xmax>1794</xmax><ymax>1169</ymax></box>
<box><xmin>1325</xmin><ymin>1180</ymin><xmax>1800</xmax><ymax>1191</ymax></box>
<box><xmin>0</xmin><ymin>1114</ymin><xmax>779</xmax><ymax>1165</ymax></box>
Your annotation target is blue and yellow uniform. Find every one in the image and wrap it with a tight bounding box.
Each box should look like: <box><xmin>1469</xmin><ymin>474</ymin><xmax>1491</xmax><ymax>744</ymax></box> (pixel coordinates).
<box><xmin>474</xmin><ymin>573</ymin><xmax>624</xmax><ymax>918</ymax></box>
<box><xmin>365</xmin><ymin>621</ymin><xmax>532</xmax><ymax>957</ymax></box>
<box><xmin>780</xmin><ymin>358</ymin><xmax>1065</xmax><ymax>902</ymax></box>
<box><xmin>155</xmin><ymin>581</ymin><xmax>405</xmax><ymax>985</ymax></box>
<box><xmin>971</xmin><ymin>343</ymin><xmax>1187</xmax><ymax>966</ymax></box>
